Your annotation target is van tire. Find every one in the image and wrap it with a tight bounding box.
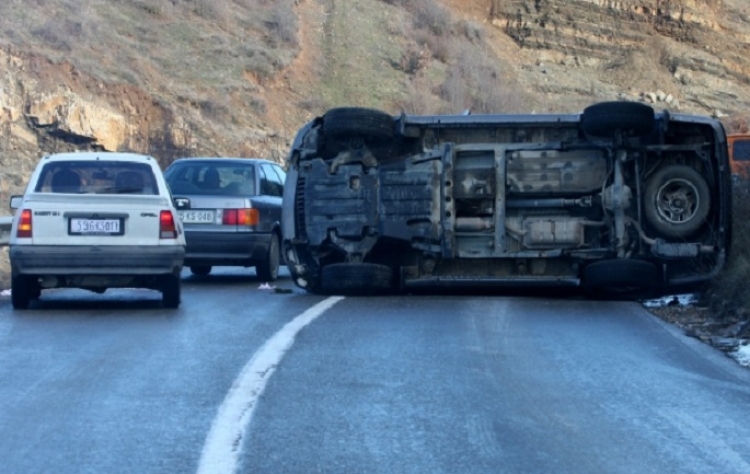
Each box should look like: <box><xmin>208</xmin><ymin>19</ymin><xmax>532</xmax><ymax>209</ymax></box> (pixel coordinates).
<box><xmin>644</xmin><ymin>165</ymin><xmax>711</xmax><ymax>238</ymax></box>
<box><xmin>581</xmin><ymin>101</ymin><xmax>655</xmax><ymax>138</ymax></box>
<box><xmin>322</xmin><ymin>107</ymin><xmax>395</xmax><ymax>142</ymax></box>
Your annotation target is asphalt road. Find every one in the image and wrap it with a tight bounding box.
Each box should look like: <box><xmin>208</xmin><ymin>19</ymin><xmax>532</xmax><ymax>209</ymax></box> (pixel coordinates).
<box><xmin>1</xmin><ymin>268</ymin><xmax>749</xmax><ymax>474</ymax></box>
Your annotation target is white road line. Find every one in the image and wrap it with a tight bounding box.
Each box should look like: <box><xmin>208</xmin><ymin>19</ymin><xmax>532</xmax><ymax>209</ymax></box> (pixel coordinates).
<box><xmin>196</xmin><ymin>296</ymin><xmax>345</xmax><ymax>474</ymax></box>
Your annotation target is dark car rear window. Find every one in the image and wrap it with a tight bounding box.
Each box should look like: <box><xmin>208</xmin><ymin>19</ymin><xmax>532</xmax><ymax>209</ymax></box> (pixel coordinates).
<box><xmin>35</xmin><ymin>161</ymin><xmax>158</xmax><ymax>195</ymax></box>
<box><xmin>165</xmin><ymin>162</ymin><xmax>257</xmax><ymax>196</ymax></box>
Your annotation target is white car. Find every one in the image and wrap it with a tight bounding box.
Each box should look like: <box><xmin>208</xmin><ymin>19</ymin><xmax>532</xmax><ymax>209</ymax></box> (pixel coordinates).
<box><xmin>8</xmin><ymin>152</ymin><xmax>186</xmax><ymax>309</ymax></box>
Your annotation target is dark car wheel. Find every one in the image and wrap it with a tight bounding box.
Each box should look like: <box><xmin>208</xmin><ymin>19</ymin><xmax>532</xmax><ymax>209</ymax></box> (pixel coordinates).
<box><xmin>582</xmin><ymin>259</ymin><xmax>661</xmax><ymax>300</ymax></box>
<box><xmin>190</xmin><ymin>265</ymin><xmax>212</xmax><ymax>276</ymax></box>
<box><xmin>161</xmin><ymin>274</ymin><xmax>181</xmax><ymax>309</ymax></box>
<box><xmin>321</xmin><ymin>263</ymin><xmax>393</xmax><ymax>295</ymax></box>
<box><xmin>256</xmin><ymin>233</ymin><xmax>280</xmax><ymax>282</ymax></box>
<box><xmin>581</xmin><ymin>101</ymin><xmax>655</xmax><ymax>138</ymax></box>
<box><xmin>11</xmin><ymin>273</ymin><xmax>36</xmax><ymax>310</ymax></box>
<box><xmin>644</xmin><ymin>165</ymin><xmax>711</xmax><ymax>238</ymax></box>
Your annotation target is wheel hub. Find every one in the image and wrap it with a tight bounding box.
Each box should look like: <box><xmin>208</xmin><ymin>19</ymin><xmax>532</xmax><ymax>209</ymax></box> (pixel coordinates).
<box><xmin>657</xmin><ymin>179</ymin><xmax>699</xmax><ymax>223</ymax></box>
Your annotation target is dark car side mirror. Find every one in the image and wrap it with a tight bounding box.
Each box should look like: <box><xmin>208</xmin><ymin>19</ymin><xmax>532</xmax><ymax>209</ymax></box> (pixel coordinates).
<box><xmin>172</xmin><ymin>196</ymin><xmax>190</xmax><ymax>210</ymax></box>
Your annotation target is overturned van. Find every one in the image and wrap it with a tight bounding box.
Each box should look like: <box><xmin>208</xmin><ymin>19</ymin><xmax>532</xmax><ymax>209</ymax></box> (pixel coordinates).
<box><xmin>281</xmin><ymin>102</ymin><xmax>731</xmax><ymax>298</ymax></box>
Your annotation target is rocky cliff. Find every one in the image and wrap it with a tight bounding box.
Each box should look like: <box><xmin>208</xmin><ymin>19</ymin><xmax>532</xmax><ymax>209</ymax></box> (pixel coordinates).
<box><xmin>0</xmin><ymin>0</ymin><xmax>749</xmax><ymax>287</ymax></box>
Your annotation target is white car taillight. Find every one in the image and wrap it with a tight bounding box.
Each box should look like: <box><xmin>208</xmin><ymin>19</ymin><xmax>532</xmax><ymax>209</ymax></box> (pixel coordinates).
<box><xmin>17</xmin><ymin>209</ymin><xmax>32</xmax><ymax>238</ymax></box>
<box><xmin>160</xmin><ymin>210</ymin><xmax>177</xmax><ymax>239</ymax></box>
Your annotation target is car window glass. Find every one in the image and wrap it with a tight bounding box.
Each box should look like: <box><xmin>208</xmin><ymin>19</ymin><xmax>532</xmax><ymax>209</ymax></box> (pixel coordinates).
<box><xmin>35</xmin><ymin>161</ymin><xmax>158</xmax><ymax>195</ymax></box>
<box><xmin>166</xmin><ymin>162</ymin><xmax>256</xmax><ymax>196</ymax></box>
<box><xmin>258</xmin><ymin>165</ymin><xmax>271</xmax><ymax>196</ymax></box>
<box><xmin>262</xmin><ymin>164</ymin><xmax>284</xmax><ymax>197</ymax></box>
<box><xmin>272</xmin><ymin>165</ymin><xmax>286</xmax><ymax>186</ymax></box>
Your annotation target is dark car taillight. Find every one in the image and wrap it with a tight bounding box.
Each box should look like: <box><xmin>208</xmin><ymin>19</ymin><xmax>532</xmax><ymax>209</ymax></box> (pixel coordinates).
<box><xmin>17</xmin><ymin>209</ymin><xmax>32</xmax><ymax>238</ymax></box>
<box><xmin>222</xmin><ymin>208</ymin><xmax>259</xmax><ymax>226</ymax></box>
<box><xmin>160</xmin><ymin>210</ymin><xmax>177</xmax><ymax>239</ymax></box>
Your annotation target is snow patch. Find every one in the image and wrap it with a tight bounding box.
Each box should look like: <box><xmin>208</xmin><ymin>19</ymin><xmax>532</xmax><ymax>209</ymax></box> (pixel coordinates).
<box><xmin>732</xmin><ymin>344</ymin><xmax>750</xmax><ymax>367</ymax></box>
<box><xmin>642</xmin><ymin>293</ymin><xmax>698</xmax><ymax>308</ymax></box>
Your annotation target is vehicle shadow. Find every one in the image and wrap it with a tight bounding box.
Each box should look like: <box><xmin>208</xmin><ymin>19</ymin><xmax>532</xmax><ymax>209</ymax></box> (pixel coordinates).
<box><xmin>182</xmin><ymin>267</ymin><xmax>291</xmax><ymax>286</ymax></box>
<box><xmin>23</xmin><ymin>294</ymin><xmax>168</xmax><ymax>312</ymax></box>
<box><xmin>401</xmin><ymin>286</ymin><xmax>590</xmax><ymax>301</ymax></box>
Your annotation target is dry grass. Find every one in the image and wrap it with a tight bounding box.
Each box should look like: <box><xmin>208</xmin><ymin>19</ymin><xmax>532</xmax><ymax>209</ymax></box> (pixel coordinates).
<box><xmin>0</xmin><ymin>0</ymin><xmax>299</xmax><ymax>97</ymax></box>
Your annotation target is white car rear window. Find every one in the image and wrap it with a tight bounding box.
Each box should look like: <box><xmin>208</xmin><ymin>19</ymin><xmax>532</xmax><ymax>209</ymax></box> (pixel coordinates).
<box><xmin>34</xmin><ymin>161</ymin><xmax>159</xmax><ymax>195</ymax></box>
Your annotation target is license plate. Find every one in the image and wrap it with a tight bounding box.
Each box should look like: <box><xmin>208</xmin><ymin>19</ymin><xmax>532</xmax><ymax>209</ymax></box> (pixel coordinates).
<box><xmin>179</xmin><ymin>210</ymin><xmax>215</xmax><ymax>224</ymax></box>
<box><xmin>69</xmin><ymin>218</ymin><xmax>122</xmax><ymax>235</ymax></box>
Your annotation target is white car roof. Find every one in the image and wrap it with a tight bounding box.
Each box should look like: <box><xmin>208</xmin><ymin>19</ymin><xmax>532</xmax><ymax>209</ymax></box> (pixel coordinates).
<box><xmin>41</xmin><ymin>152</ymin><xmax>157</xmax><ymax>164</ymax></box>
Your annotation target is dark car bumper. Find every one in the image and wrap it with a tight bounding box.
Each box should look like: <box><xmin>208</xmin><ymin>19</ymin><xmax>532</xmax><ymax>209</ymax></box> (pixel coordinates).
<box><xmin>183</xmin><ymin>231</ymin><xmax>272</xmax><ymax>266</ymax></box>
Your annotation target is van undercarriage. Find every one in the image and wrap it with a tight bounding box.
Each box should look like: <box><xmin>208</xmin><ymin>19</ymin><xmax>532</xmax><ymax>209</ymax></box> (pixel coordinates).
<box><xmin>282</xmin><ymin>102</ymin><xmax>731</xmax><ymax>298</ymax></box>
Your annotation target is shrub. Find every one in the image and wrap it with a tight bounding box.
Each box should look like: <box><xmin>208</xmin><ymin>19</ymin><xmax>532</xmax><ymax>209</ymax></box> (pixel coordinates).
<box><xmin>707</xmin><ymin>177</ymin><xmax>750</xmax><ymax>317</ymax></box>
<box><xmin>410</xmin><ymin>0</ymin><xmax>451</xmax><ymax>36</ymax></box>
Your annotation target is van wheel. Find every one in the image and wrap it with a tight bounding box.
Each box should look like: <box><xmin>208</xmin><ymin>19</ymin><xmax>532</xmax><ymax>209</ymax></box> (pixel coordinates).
<box><xmin>161</xmin><ymin>275</ymin><xmax>181</xmax><ymax>309</ymax></box>
<box><xmin>581</xmin><ymin>101</ymin><xmax>655</xmax><ymax>138</ymax></box>
<box><xmin>644</xmin><ymin>165</ymin><xmax>710</xmax><ymax>238</ymax></box>
<box><xmin>322</xmin><ymin>108</ymin><xmax>395</xmax><ymax>159</ymax></box>
<box><xmin>322</xmin><ymin>107</ymin><xmax>394</xmax><ymax>141</ymax></box>
<box><xmin>321</xmin><ymin>263</ymin><xmax>393</xmax><ymax>295</ymax></box>
<box><xmin>583</xmin><ymin>259</ymin><xmax>660</xmax><ymax>300</ymax></box>
<box><xmin>256</xmin><ymin>233</ymin><xmax>280</xmax><ymax>282</ymax></box>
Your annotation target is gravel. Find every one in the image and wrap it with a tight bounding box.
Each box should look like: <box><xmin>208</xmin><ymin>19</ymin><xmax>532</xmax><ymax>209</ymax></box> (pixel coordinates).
<box><xmin>644</xmin><ymin>294</ymin><xmax>750</xmax><ymax>368</ymax></box>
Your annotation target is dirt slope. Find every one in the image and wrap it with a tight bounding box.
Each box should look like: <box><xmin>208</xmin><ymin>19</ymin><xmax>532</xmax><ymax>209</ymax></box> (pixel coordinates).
<box><xmin>2</xmin><ymin>0</ymin><xmax>750</xmax><ymax>290</ymax></box>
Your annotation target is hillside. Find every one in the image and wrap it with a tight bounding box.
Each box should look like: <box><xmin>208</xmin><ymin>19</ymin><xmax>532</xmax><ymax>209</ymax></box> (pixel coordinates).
<box><xmin>1</xmin><ymin>0</ymin><xmax>750</xmax><ymax>287</ymax></box>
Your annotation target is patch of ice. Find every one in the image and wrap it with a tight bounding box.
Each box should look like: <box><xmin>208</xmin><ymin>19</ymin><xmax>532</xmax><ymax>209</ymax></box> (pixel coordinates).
<box><xmin>732</xmin><ymin>344</ymin><xmax>750</xmax><ymax>367</ymax></box>
<box><xmin>642</xmin><ymin>293</ymin><xmax>698</xmax><ymax>308</ymax></box>
<box><xmin>0</xmin><ymin>289</ymin><xmax>10</xmax><ymax>297</ymax></box>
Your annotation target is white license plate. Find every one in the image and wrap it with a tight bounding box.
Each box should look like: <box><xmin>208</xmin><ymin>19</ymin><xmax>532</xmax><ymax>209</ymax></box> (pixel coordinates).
<box><xmin>69</xmin><ymin>218</ymin><xmax>122</xmax><ymax>235</ymax></box>
<box><xmin>179</xmin><ymin>210</ymin><xmax>215</xmax><ymax>224</ymax></box>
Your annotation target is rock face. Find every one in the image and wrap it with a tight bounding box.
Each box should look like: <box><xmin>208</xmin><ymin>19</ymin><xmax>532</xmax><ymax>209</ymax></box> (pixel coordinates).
<box><xmin>25</xmin><ymin>90</ymin><xmax>134</xmax><ymax>152</ymax></box>
<box><xmin>1</xmin><ymin>0</ymin><xmax>749</xmax><ymax>289</ymax></box>
<box><xmin>492</xmin><ymin>0</ymin><xmax>750</xmax><ymax>113</ymax></box>
<box><xmin>0</xmin><ymin>49</ymin><xmax>180</xmax><ymax>195</ymax></box>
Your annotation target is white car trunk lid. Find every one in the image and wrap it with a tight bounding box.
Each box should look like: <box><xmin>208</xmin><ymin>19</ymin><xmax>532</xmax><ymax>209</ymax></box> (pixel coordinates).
<box><xmin>22</xmin><ymin>193</ymin><xmax>172</xmax><ymax>246</ymax></box>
